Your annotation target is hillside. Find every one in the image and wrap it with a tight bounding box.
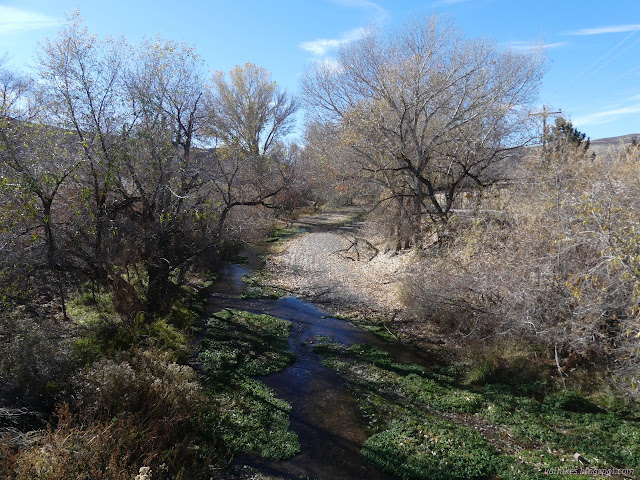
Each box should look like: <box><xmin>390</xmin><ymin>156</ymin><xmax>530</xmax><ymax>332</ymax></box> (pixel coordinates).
<box><xmin>589</xmin><ymin>132</ymin><xmax>639</xmax><ymax>158</ymax></box>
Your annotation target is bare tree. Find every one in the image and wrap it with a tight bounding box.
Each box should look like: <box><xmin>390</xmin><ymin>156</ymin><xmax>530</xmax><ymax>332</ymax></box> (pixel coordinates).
<box><xmin>121</xmin><ymin>37</ymin><xmax>216</xmax><ymax>315</ymax></box>
<box><xmin>302</xmin><ymin>16</ymin><xmax>545</xmax><ymax>245</ymax></box>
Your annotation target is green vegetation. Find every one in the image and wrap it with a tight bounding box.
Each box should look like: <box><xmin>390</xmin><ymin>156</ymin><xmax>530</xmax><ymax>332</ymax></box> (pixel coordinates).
<box><xmin>362</xmin><ymin>418</ymin><xmax>496</xmax><ymax>480</ymax></box>
<box><xmin>240</xmin><ymin>271</ymin><xmax>288</xmax><ymax>299</ymax></box>
<box><xmin>332</xmin><ymin>310</ymin><xmax>399</xmax><ymax>342</ymax></box>
<box><xmin>200</xmin><ymin>309</ymin><xmax>295</xmax><ymax>379</ymax></box>
<box><xmin>0</xmin><ymin>276</ymin><xmax>300</xmax><ymax>478</ymax></box>
<box><xmin>264</xmin><ymin>227</ymin><xmax>303</xmax><ymax>243</ymax></box>
<box><xmin>200</xmin><ymin>309</ymin><xmax>299</xmax><ymax>459</ymax></box>
<box><xmin>204</xmin><ymin>379</ymin><xmax>299</xmax><ymax>460</ymax></box>
<box><xmin>68</xmin><ymin>281</ymin><xmax>203</xmax><ymax>365</ymax></box>
<box><xmin>314</xmin><ymin>341</ymin><xmax>640</xmax><ymax>480</ymax></box>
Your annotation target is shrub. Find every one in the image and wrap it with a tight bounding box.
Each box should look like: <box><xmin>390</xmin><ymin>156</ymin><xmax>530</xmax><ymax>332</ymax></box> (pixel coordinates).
<box><xmin>75</xmin><ymin>349</ymin><xmax>206</xmax><ymax>425</ymax></box>
<box><xmin>400</xmin><ymin>146</ymin><xmax>640</xmax><ymax>400</ymax></box>
<box><xmin>544</xmin><ymin>390</ymin><xmax>602</xmax><ymax>414</ymax></box>
<box><xmin>0</xmin><ymin>311</ymin><xmax>75</xmax><ymax>417</ymax></box>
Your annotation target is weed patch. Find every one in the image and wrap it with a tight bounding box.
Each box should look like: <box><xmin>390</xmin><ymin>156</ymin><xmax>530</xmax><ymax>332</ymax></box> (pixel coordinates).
<box><xmin>200</xmin><ymin>309</ymin><xmax>294</xmax><ymax>380</ymax></box>
<box><xmin>362</xmin><ymin>417</ymin><xmax>496</xmax><ymax>480</ymax></box>
<box><xmin>240</xmin><ymin>271</ymin><xmax>287</xmax><ymax>299</ymax></box>
<box><xmin>200</xmin><ymin>309</ymin><xmax>299</xmax><ymax>460</ymax></box>
<box><xmin>313</xmin><ymin>340</ymin><xmax>640</xmax><ymax>479</ymax></box>
<box><xmin>205</xmin><ymin>379</ymin><xmax>300</xmax><ymax>460</ymax></box>
<box><xmin>264</xmin><ymin>227</ymin><xmax>302</xmax><ymax>243</ymax></box>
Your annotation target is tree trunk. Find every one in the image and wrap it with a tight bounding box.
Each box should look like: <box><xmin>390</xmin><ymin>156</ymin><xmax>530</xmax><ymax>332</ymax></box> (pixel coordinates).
<box><xmin>145</xmin><ymin>256</ymin><xmax>170</xmax><ymax>320</ymax></box>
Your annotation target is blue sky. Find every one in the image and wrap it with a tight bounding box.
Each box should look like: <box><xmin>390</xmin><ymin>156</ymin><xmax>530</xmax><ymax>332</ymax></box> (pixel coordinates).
<box><xmin>1</xmin><ymin>0</ymin><xmax>639</xmax><ymax>140</ymax></box>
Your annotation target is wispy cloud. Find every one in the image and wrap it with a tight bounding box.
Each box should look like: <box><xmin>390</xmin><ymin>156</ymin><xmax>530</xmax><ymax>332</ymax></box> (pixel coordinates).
<box><xmin>569</xmin><ymin>24</ymin><xmax>640</xmax><ymax>36</ymax></box>
<box><xmin>0</xmin><ymin>6</ymin><xmax>59</xmax><ymax>35</ymax></box>
<box><xmin>501</xmin><ymin>41</ymin><xmax>568</xmax><ymax>52</ymax></box>
<box><xmin>299</xmin><ymin>27</ymin><xmax>369</xmax><ymax>56</ymax></box>
<box><xmin>431</xmin><ymin>0</ymin><xmax>473</xmax><ymax>7</ymax></box>
<box><xmin>330</xmin><ymin>0</ymin><xmax>388</xmax><ymax>20</ymax></box>
<box><xmin>573</xmin><ymin>101</ymin><xmax>640</xmax><ymax>127</ymax></box>
<box><xmin>331</xmin><ymin>0</ymin><xmax>387</xmax><ymax>13</ymax></box>
<box><xmin>300</xmin><ymin>0</ymin><xmax>386</xmax><ymax>57</ymax></box>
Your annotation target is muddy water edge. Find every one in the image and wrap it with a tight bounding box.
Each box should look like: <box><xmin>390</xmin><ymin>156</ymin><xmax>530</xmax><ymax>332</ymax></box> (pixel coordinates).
<box><xmin>203</xmin><ymin>245</ymin><xmax>433</xmax><ymax>480</ymax></box>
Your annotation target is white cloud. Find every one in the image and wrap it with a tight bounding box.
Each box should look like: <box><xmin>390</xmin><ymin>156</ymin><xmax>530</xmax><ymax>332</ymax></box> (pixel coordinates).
<box><xmin>0</xmin><ymin>6</ymin><xmax>59</xmax><ymax>35</ymax></box>
<box><xmin>331</xmin><ymin>0</ymin><xmax>383</xmax><ymax>12</ymax></box>
<box><xmin>573</xmin><ymin>102</ymin><xmax>640</xmax><ymax>127</ymax></box>
<box><xmin>300</xmin><ymin>0</ymin><xmax>386</xmax><ymax>57</ymax></box>
<box><xmin>431</xmin><ymin>0</ymin><xmax>473</xmax><ymax>7</ymax></box>
<box><xmin>569</xmin><ymin>24</ymin><xmax>640</xmax><ymax>36</ymax></box>
<box><xmin>329</xmin><ymin>0</ymin><xmax>389</xmax><ymax>21</ymax></box>
<box><xmin>299</xmin><ymin>27</ymin><xmax>369</xmax><ymax>56</ymax></box>
<box><xmin>501</xmin><ymin>41</ymin><xmax>567</xmax><ymax>52</ymax></box>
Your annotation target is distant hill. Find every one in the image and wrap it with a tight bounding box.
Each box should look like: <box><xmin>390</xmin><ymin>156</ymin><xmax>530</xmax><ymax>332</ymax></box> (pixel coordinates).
<box><xmin>487</xmin><ymin>132</ymin><xmax>639</xmax><ymax>183</ymax></box>
<box><xmin>589</xmin><ymin>133</ymin><xmax>639</xmax><ymax>158</ymax></box>
<box><xmin>590</xmin><ymin>133</ymin><xmax>639</xmax><ymax>147</ymax></box>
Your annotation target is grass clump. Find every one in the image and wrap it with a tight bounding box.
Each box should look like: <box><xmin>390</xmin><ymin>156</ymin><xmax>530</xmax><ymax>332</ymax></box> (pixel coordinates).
<box><xmin>240</xmin><ymin>271</ymin><xmax>287</xmax><ymax>299</ymax></box>
<box><xmin>333</xmin><ymin>310</ymin><xmax>399</xmax><ymax>342</ymax></box>
<box><xmin>362</xmin><ymin>417</ymin><xmax>496</xmax><ymax>480</ymax></box>
<box><xmin>67</xmin><ymin>289</ymin><xmax>116</xmax><ymax>325</ymax></box>
<box><xmin>264</xmin><ymin>226</ymin><xmax>301</xmax><ymax>243</ymax></box>
<box><xmin>544</xmin><ymin>390</ymin><xmax>603</xmax><ymax>413</ymax></box>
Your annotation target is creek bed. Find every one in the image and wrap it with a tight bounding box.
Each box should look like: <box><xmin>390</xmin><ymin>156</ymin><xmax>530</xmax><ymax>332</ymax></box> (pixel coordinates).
<box><xmin>205</xmin><ymin>262</ymin><xmax>430</xmax><ymax>480</ymax></box>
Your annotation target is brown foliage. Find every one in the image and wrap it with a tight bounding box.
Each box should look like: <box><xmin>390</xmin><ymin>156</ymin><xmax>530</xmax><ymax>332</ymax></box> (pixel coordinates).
<box><xmin>402</xmin><ymin>142</ymin><xmax>640</xmax><ymax>398</ymax></box>
<box><xmin>1</xmin><ymin>350</ymin><xmax>223</xmax><ymax>480</ymax></box>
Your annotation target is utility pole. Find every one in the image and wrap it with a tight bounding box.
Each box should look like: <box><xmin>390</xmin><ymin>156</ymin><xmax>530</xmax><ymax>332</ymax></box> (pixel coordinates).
<box><xmin>530</xmin><ymin>105</ymin><xmax>562</xmax><ymax>164</ymax></box>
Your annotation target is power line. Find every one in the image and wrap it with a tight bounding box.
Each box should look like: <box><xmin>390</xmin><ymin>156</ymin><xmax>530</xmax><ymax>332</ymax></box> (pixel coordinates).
<box><xmin>553</xmin><ymin>29</ymin><xmax>640</xmax><ymax>99</ymax></box>
<box><xmin>616</xmin><ymin>63</ymin><xmax>640</xmax><ymax>80</ymax></box>
<box><xmin>530</xmin><ymin>105</ymin><xmax>562</xmax><ymax>163</ymax></box>
<box><xmin>590</xmin><ymin>34</ymin><xmax>640</xmax><ymax>77</ymax></box>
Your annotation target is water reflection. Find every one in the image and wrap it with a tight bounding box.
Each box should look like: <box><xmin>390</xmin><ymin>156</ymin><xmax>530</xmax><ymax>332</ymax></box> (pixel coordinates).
<box><xmin>206</xmin><ymin>263</ymin><xmax>429</xmax><ymax>479</ymax></box>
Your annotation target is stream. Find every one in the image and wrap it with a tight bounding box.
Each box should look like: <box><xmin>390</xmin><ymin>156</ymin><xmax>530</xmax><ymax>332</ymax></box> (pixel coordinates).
<box><xmin>205</xmin><ymin>259</ymin><xmax>432</xmax><ymax>480</ymax></box>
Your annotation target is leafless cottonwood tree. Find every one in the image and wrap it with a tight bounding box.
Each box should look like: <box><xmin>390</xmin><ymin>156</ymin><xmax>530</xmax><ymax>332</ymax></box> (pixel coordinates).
<box><xmin>302</xmin><ymin>16</ymin><xmax>545</xmax><ymax>247</ymax></box>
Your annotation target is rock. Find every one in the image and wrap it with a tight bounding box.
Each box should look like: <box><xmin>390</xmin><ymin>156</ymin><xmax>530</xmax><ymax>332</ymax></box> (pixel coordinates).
<box><xmin>573</xmin><ymin>452</ymin><xmax>589</xmax><ymax>465</ymax></box>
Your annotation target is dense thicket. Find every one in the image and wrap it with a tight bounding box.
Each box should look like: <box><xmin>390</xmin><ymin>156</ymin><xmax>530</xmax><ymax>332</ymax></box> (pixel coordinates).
<box><xmin>0</xmin><ymin>15</ymin><xmax>298</xmax><ymax>479</ymax></box>
<box><xmin>400</xmin><ymin>124</ymin><xmax>640</xmax><ymax>400</ymax></box>
<box><xmin>300</xmin><ymin>16</ymin><xmax>640</xmax><ymax>401</ymax></box>
<box><xmin>0</xmin><ymin>18</ymin><xmax>298</xmax><ymax>318</ymax></box>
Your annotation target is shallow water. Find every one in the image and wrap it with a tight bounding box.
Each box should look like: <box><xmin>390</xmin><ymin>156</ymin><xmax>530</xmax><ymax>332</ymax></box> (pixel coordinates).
<box><xmin>205</xmin><ymin>262</ymin><xmax>431</xmax><ymax>480</ymax></box>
